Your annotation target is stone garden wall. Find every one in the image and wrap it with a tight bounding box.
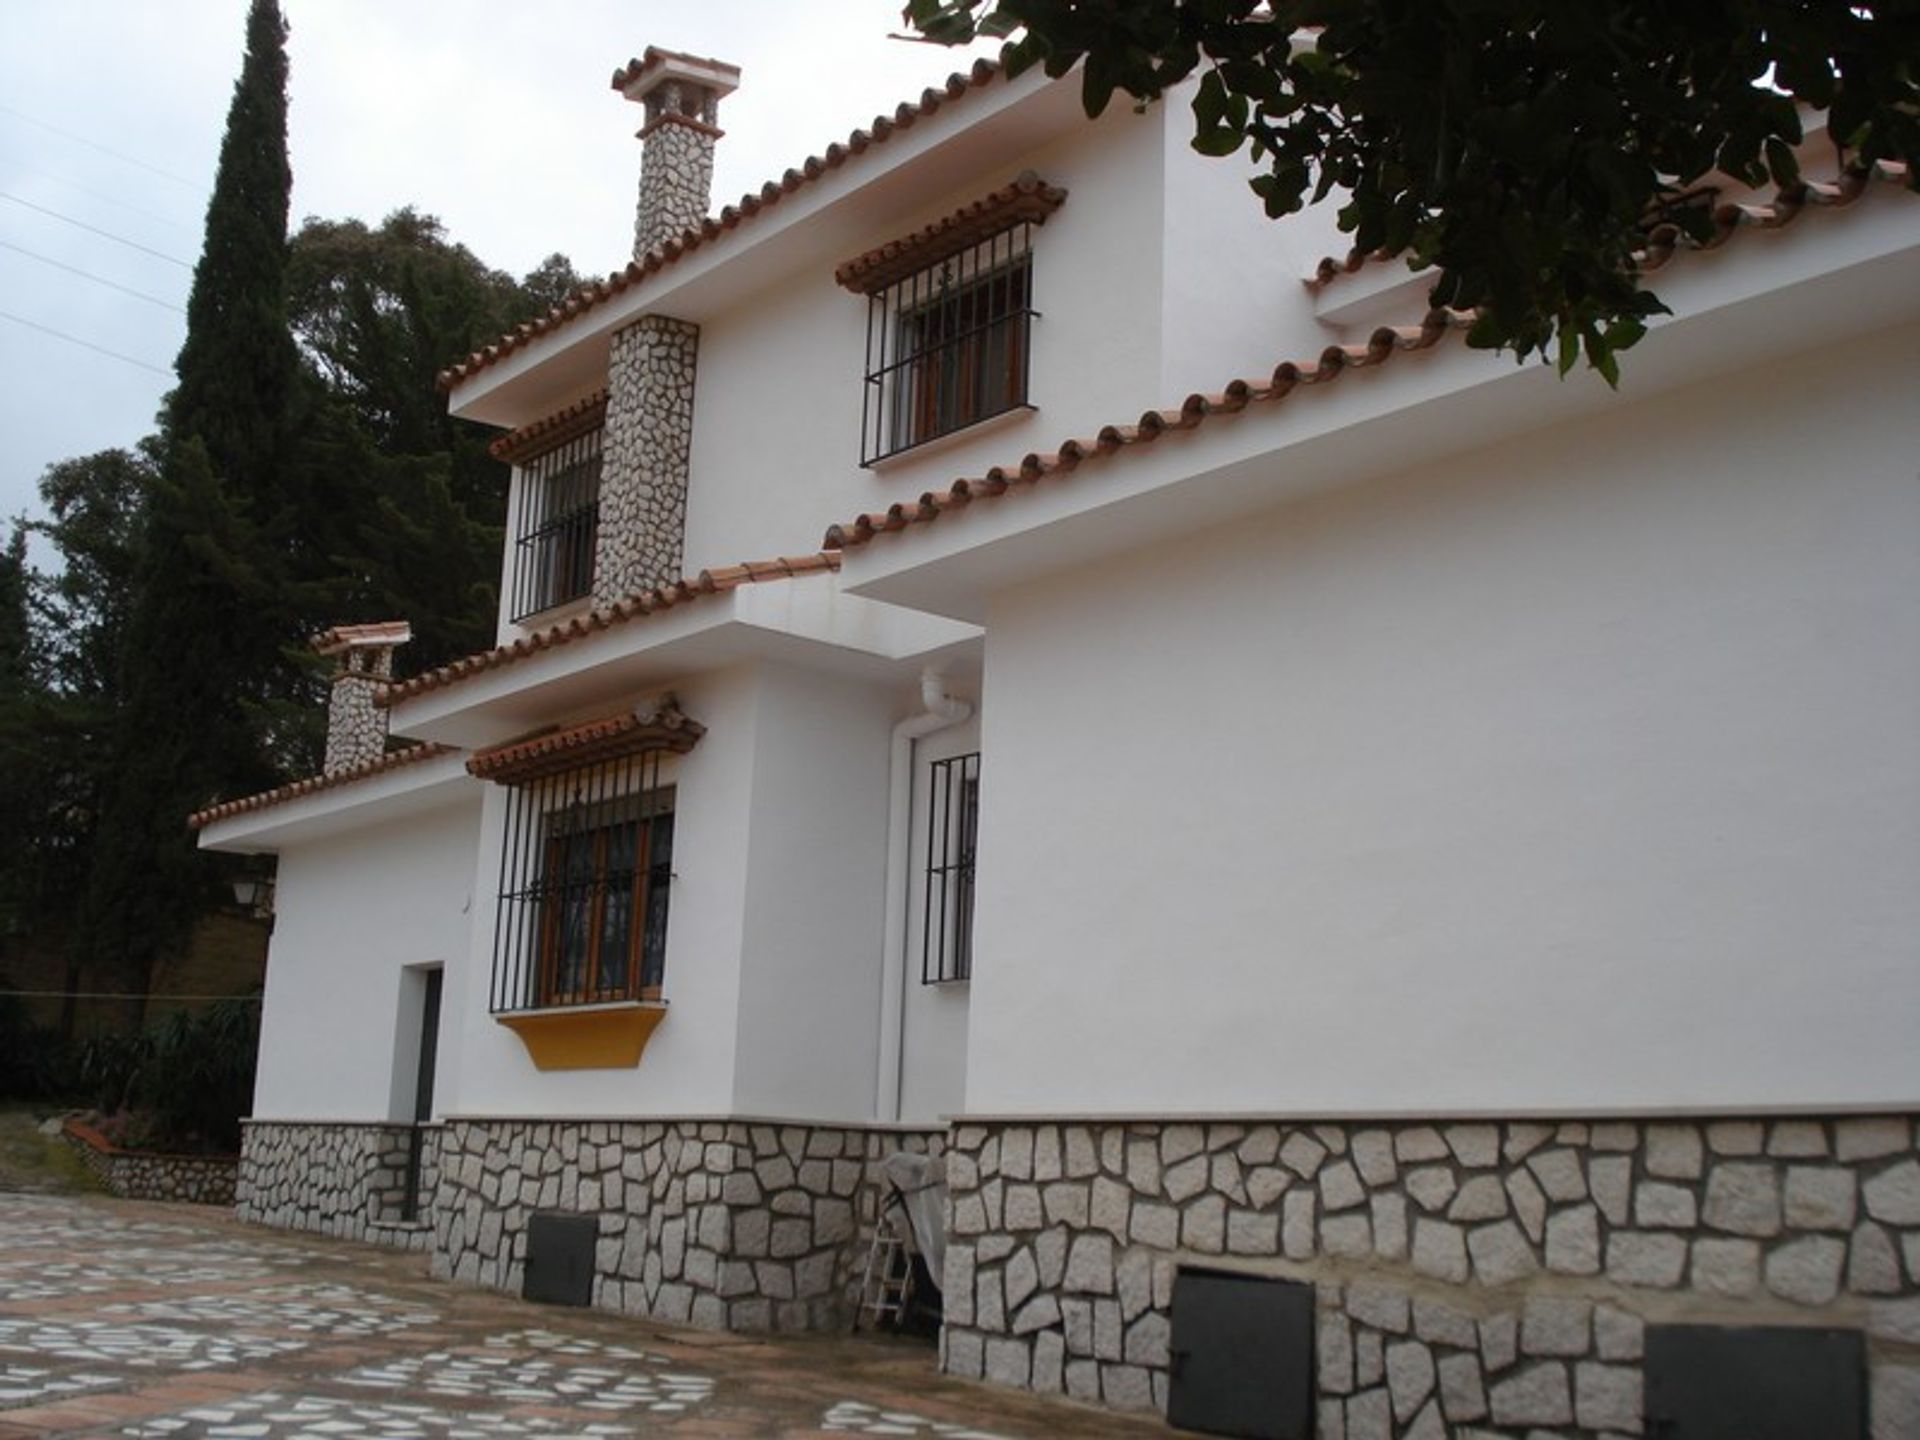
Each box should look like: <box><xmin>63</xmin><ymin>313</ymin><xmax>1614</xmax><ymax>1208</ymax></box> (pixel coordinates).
<box><xmin>940</xmin><ymin>1114</ymin><xmax>1920</xmax><ymax>1437</ymax></box>
<box><xmin>237</xmin><ymin>1119</ymin><xmax>441</xmax><ymax>1250</ymax></box>
<box><xmin>63</xmin><ymin>1120</ymin><xmax>237</xmax><ymax>1206</ymax></box>
<box><xmin>431</xmin><ymin>1118</ymin><xmax>942</xmax><ymax>1333</ymax></box>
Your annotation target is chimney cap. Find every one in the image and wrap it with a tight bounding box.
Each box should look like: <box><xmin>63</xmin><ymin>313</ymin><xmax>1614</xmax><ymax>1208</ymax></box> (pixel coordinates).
<box><xmin>312</xmin><ymin>620</ymin><xmax>413</xmax><ymax>656</ymax></box>
<box><xmin>612</xmin><ymin>47</ymin><xmax>741</xmax><ymax>105</ymax></box>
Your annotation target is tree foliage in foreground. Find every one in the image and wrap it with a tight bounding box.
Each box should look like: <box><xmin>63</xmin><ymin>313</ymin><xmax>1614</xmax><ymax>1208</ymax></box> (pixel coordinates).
<box><xmin>906</xmin><ymin>0</ymin><xmax>1920</xmax><ymax>380</ymax></box>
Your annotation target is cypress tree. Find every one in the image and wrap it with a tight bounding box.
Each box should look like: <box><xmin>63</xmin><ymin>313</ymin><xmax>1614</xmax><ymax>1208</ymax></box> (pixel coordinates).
<box><xmin>79</xmin><ymin>0</ymin><xmax>297</xmax><ymax>1026</ymax></box>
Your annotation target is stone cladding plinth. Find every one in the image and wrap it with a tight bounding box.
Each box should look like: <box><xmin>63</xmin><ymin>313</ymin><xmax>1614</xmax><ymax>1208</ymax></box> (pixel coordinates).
<box><xmin>940</xmin><ymin>1114</ymin><xmax>1920</xmax><ymax>1435</ymax></box>
<box><xmin>432</xmin><ymin>1118</ymin><xmax>942</xmax><ymax>1333</ymax></box>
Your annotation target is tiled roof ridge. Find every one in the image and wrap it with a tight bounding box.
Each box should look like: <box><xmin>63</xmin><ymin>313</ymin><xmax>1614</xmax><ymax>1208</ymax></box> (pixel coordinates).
<box><xmin>187</xmin><ymin>742</ymin><xmax>456</xmax><ymax>831</ymax></box>
<box><xmin>467</xmin><ymin>697</ymin><xmax>706</xmax><ymax>784</ymax></box>
<box><xmin>823</xmin><ymin>309</ymin><xmax>1474</xmax><ymax>552</ymax></box>
<box><xmin>828</xmin><ymin>158</ymin><xmax>1913</xmax><ymax>553</ymax></box>
<box><xmin>437</xmin><ymin>57</ymin><xmax>1005</xmax><ymax>392</ymax></box>
<box><xmin>379</xmin><ymin>551</ymin><xmax>843</xmax><ymax>707</ymax></box>
<box><xmin>489</xmin><ymin>390</ymin><xmax>610</xmax><ymax>463</ymax></box>
<box><xmin>835</xmin><ymin>170</ymin><xmax>1068</xmax><ymax>293</ymax></box>
<box><xmin>1307</xmin><ymin>159</ymin><xmax>1912</xmax><ymax>291</ymax></box>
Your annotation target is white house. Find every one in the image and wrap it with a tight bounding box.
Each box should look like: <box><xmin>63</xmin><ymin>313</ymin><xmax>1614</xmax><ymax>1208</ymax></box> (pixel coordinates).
<box><xmin>194</xmin><ymin>42</ymin><xmax>1920</xmax><ymax>1438</ymax></box>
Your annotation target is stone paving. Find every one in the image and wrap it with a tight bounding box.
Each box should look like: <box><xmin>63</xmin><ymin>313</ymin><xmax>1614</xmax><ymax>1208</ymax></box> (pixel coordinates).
<box><xmin>0</xmin><ymin>1193</ymin><xmax>1169</xmax><ymax>1439</ymax></box>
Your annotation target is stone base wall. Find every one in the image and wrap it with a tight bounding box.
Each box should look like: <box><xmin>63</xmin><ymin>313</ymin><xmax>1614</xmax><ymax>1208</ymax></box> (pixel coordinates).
<box><xmin>238</xmin><ymin>1120</ymin><xmax>441</xmax><ymax>1249</ymax></box>
<box><xmin>940</xmin><ymin>1115</ymin><xmax>1920</xmax><ymax>1437</ymax></box>
<box><xmin>432</xmin><ymin>1118</ymin><xmax>942</xmax><ymax>1332</ymax></box>
<box><xmin>63</xmin><ymin>1122</ymin><xmax>237</xmax><ymax>1206</ymax></box>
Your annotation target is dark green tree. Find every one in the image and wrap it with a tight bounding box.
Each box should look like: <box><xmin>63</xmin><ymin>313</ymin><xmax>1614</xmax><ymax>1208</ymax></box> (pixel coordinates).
<box><xmin>80</xmin><ymin>0</ymin><xmax>298</xmax><ymax>1024</ymax></box>
<box><xmin>908</xmin><ymin>0</ymin><xmax>1920</xmax><ymax>379</ymax></box>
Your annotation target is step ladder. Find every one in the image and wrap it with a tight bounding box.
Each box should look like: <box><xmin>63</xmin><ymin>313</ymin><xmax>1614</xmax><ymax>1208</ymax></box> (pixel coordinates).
<box><xmin>856</xmin><ymin>1197</ymin><xmax>916</xmax><ymax>1330</ymax></box>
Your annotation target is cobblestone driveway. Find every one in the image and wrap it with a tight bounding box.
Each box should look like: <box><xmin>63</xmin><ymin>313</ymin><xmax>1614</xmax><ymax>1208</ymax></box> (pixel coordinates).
<box><xmin>0</xmin><ymin>1194</ymin><xmax>1167</xmax><ymax>1439</ymax></box>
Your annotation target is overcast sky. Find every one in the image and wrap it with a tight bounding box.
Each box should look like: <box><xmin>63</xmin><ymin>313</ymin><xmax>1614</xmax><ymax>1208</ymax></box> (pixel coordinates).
<box><xmin>0</xmin><ymin>1</ymin><xmax>993</xmax><ymax>546</ymax></box>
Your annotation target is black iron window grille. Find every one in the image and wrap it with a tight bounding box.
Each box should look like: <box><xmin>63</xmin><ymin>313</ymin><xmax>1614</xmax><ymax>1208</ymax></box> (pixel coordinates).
<box><xmin>861</xmin><ymin>226</ymin><xmax>1035</xmax><ymax>465</ymax></box>
<box><xmin>921</xmin><ymin>751</ymin><xmax>980</xmax><ymax>984</ymax></box>
<box><xmin>490</xmin><ymin>750</ymin><xmax>674</xmax><ymax>1014</ymax></box>
<box><xmin>509</xmin><ymin>426</ymin><xmax>602</xmax><ymax>622</ymax></box>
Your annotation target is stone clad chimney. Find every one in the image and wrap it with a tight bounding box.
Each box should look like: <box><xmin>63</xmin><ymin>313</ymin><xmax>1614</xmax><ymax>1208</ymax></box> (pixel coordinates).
<box><xmin>613</xmin><ymin>47</ymin><xmax>740</xmax><ymax>261</ymax></box>
<box><xmin>312</xmin><ymin>621</ymin><xmax>411</xmax><ymax>774</ymax></box>
<box><xmin>594</xmin><ymin>48</ymin><xmax>738</xmax><ymax>605</ymax></box>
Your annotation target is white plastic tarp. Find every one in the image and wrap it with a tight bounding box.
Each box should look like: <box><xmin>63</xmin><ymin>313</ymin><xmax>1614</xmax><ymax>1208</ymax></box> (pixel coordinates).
<box><xmin>880</xmin><ymin>1151</ymin><xmax>948</xmax><ymax>1287</ymax></box>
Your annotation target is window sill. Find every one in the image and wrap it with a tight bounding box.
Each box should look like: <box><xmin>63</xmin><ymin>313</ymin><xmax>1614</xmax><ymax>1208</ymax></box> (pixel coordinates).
<box><xmin>508</xmin><ymin>591</ymin><xmax>595</xmax><ymax>633</ymax></box>
<box><xmin>496</xmin><ymin>1001</ymin><xmax>667</xmax><ymax>1071</ymax></box>
<box><xmin>863</xmin><ymin>403</ymin><xmax>1036</xmax><ymax>473</ymax></box>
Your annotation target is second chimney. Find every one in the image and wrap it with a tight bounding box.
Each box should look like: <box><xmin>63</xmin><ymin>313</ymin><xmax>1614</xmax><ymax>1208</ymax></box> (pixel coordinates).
<box><xmin>312</xmin><ymin>621</ymin><xmax>411</xmax><ymax>774</ymax></box>
<box><xmin>613</xmin><ymin>47</ymin><xmax>741</xmax><ymax>262</ymax></box>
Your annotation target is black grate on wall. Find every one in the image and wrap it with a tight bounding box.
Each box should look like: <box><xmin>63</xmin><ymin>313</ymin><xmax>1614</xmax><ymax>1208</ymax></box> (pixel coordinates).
<box><xmin>921</xmin><ymin>751</ymin><xmax>979</xmax><ymax>984</ymax></box>
<box><xmin>860</xmin><ymin>226</ymin><xmax>1035</xmax><ymax>465</ymax></box>
<box><xmin>523</xmin><ymin>1212</ymin><xmax>598</xmax><ymax>1307</ymax></box>
<box><xmin>490</xmin><ymin>750</ymin><xmax>674</xmax><ymax>1014</ymax></box>
<box><xmin>1644</xmin><ymin>1323</ymin><xmax>1866</xmax><ymax>1438</ymax></box>
<box><xmin>1167</xmin><ymin>1267</ymin><xmax>1315</xmax><ymax>1440</ymax></box>
<box><xmin>509</xmin><ymin>426</ymin><xmax>602</xmax><ymax>621</ymax></box>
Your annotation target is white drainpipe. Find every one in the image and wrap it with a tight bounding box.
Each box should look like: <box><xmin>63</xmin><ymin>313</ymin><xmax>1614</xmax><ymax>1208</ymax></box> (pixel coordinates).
<box><xmin>876</xmin><ymin>667</ymin><xmax>972</xmax><ymax>1122</ymax></box>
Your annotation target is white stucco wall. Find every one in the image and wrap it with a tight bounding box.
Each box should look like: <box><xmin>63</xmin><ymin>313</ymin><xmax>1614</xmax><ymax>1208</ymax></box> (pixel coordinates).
<box><xmin>965</xmin><ymin>321</ymin><xmax>1920</xmax><ymax>1117</ymax></box>
<box><xmin>251</xmin><ymin>794</ymin><xmax>481</xmax><ymax>1122</ymax></box>
<box><xmin>730</xmin><ymin>664</ymin><xmax>896</xmax><ymax>1119</ymax></box>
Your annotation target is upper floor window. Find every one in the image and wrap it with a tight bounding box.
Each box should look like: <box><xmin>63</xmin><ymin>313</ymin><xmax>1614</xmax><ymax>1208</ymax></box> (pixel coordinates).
<box><xmin>508</xmin><ymin>423</ymin><xmax>602</xmax><ymax>622</ymax></box>
<box><xmin>838</xmin><ymin>173</ymin><xmax>1066</xmax><ymax>467</ymax></box>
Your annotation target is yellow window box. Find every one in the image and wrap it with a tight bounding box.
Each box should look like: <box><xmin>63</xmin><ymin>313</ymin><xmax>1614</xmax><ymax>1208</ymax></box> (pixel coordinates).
<box><xmin>496</xmin><ymin>1001</ymin><xmax>667</xmax><ymax>1071</ymax></box>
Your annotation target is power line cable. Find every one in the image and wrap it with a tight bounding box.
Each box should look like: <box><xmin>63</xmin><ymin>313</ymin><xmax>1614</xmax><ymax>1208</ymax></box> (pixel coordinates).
<box><xmin>0</xmin><ymin>192</ymin><xmax>194</xmax><ymax>268</ymax></box>
<box><xmin>0</xmin><ymin>101</ymin><xmax>208</xmax><ymax>195</ymax></box>
<box><xmin>0</xmin><ymin>308</ymin><xmax>171</xmax><ymax>376</ymax></box>
<box><xmin>0</xmin><ymin>238</ymin><xmax>186</xmax><ymax>313</ymax></box>
<box><xmin>2</xmin><ymin>157</ymin><xmax>201</xmax><ymax>236</ymax></box>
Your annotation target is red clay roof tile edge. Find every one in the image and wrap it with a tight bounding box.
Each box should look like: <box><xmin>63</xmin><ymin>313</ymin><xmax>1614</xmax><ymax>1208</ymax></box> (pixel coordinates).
<box><xmin>437</xmin><ymin>58</ymin><xmax>1004</xmax><ymax>392</ymax></box>
<box><xmin>1307</xmin><ymin>160</ymin><xmax>1913</xmax><ymax>291</ymax></box>
<box><xmin>610</xmin><ymin>48</ymin><xmax>742</xmax><ymax>93</ymax></box>
<box><xmin>467</xmin><ymin>700</ymin><xmax>706</xmax><ymax>783</ymax></box>
<box><xmin>378</xmin><ymin>551</ymin><xmax>843</xmax><ymax>708</ymax></box>
<box><xmin>187</xmin><ymin>742</ymin><xmax>457</xmax><ymax>831</ymax></box>
<box><xmin>835</xmin><ymin>170</ymin><xmax>1068</xmax><ymax>293</ymax></box>
<box><xmin>488</xmin><ymin>391</ymin><xmax>611</xmax><ymax>463</ymax></box>
<box><xmin>832</xmin><ymin>161</ymin><xmax>1913</xmax><ymax>553</ymax></box>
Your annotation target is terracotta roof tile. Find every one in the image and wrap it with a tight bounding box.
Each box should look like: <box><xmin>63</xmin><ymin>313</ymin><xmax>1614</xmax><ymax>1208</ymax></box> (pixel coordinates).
<box><xmin>380</xmin><ymin>551</ymin><xmax>842</xmax><ymax>707</ymax></box>
<box><xmin>467</xmin><ymin>698</ymin><xmax>705</xmax><ymax>784</ymax></box>
<box><xmin>437</xmin><ymin>58</ymin><xmax>1004</xmax><ymax>392</ymax></box>
<box><xmin>489</xmin><ymin>391</ymin><xmax>610</xmax><ymax>464</ymax></box>
<box><xmin>835</xmin><ymin>171</ymin><xmax>1067</xmax><ymax>294</ymax></box>
<box><xmin>1307</xmin><ymin>160</ymin><xmax>1912</xmax><ymax>291</ymax></box>
<box><xmin>188</xmin><ymin>743</ymin><xmax>456</xmax><ymax>831</ymax></box>
<box><xmin>823</xmin><ymin>310</ymin><xmax>1475</xmax><ymax>551</ymax></box>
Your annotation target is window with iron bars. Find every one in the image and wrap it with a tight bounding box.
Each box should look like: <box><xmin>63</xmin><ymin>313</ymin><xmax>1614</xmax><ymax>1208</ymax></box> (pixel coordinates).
<box><xmin>861</xmin><ymin>225</ymin><xmax>1035</xmax><ymax>465</ymax></box>
<box><xmin>490</xmin><ymin>748</ymin><xmax>674</xmax><ymax>1013</ymax></box>
<box><xmin>508</xmin><ymin>426</ymin><xmax>602</xmax><ymax>622</ymax></box>
<box><xmin>921</xmin><ymin>751</ymin><xmax>980</xmax><ymax>984</ymax></box>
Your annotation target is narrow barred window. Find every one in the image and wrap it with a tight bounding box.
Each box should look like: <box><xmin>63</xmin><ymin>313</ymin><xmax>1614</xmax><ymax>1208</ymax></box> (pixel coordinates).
<box><xmin>509</xmin><ymin>426</ymin><xmax>602</xmax><ymax>621</ymax></box>
<box><xmin>921</xmin><ymin>751</ymin><xmax>980</xmax><ymax>984</ymax></box>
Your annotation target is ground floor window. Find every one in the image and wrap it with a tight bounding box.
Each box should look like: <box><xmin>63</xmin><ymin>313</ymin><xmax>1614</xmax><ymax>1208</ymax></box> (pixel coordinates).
<box><xmin>470</xmin><ymin>702</ymin><xmax>703</xmax><ymax>1014</ymax></box>
<box><xmin>922</xmin><ymin>751</ymin><xmax>980</xmax><ymax>984</ymax></box>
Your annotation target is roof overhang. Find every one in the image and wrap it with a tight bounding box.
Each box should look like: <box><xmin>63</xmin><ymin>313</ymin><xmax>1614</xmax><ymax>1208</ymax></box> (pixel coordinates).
<box><xmin>840</xmin><ymin>189</ymin><xmax>1920</xmax><ymax>622</ymax></box>
<box><xmin>388</xmin><ymin>577</ymin><xmax>979</xmax><ymax>749</ymax></box>
<box><xmin>445</xmin><ymin>65</ymin><xmax>1097</xmax><ymax>430</ymax></box>
<box><xmin>194</xmin><ymin>750</ymin><xmax>475</xmax><ymax>855</ymax></box>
